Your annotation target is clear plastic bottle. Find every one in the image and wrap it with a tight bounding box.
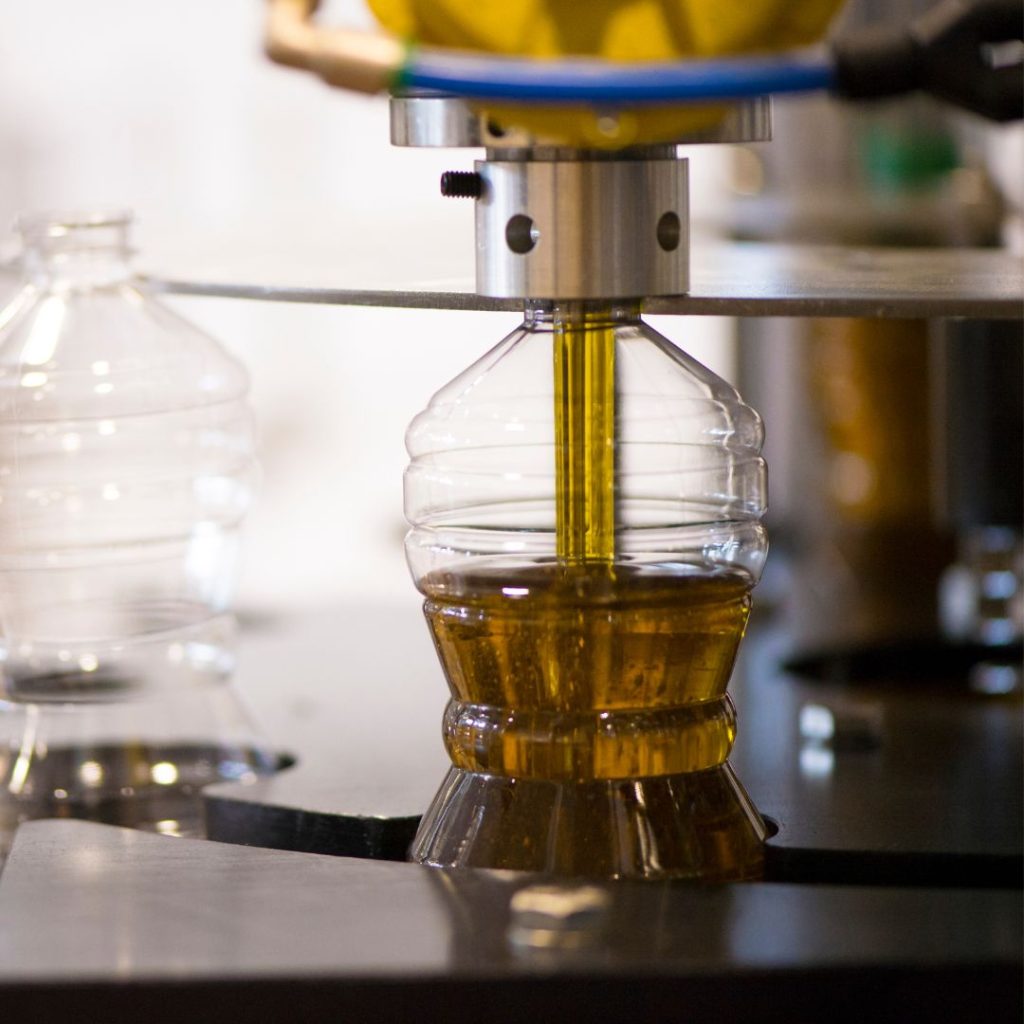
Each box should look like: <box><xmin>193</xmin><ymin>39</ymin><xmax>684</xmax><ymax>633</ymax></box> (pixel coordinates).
<box><xmin>0</xmin><ymin>211</ymin><xmax>275</xmax><ymax>849</ymax></box>
<box><xmin>405</xmin><ymin>303</ymin><xmax>768</xmax><ymax>880</ymax></box>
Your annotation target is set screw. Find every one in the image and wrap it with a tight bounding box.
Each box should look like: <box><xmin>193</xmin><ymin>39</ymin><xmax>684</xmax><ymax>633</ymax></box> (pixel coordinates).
<box><xmin>440</xmin><ymin>171</ymin><xmax>483</xmax><ymax>199</ymax></box>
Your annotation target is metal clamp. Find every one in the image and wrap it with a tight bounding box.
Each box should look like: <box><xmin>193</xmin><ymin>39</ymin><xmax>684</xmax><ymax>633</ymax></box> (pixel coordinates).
<box><xmin>470</xmin><ymin>155</ymin><xmax>689</xmax><ymax>299</ymax></box>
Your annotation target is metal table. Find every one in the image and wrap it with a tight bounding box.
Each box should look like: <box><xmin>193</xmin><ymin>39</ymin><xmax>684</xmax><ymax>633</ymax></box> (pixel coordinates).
<box><xmin>0</xmin><ymin>819</ymin><xmax>1019</xmax><ymax>1022</ymax></box>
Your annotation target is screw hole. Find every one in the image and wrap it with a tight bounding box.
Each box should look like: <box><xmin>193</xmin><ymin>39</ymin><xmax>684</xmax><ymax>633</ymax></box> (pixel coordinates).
<box><xmin>656</xmin><ymin>211</ymin><xmax>681</xmax><ymax>252</ymax></box>
<box><xmin>486</xmin><ymin>119</ymin><xmax>507</xmax><ymax>139</ymax></box>
<box><xmin>506</xmin><ymin>214</ymin><xmax>539</xmax><ymax>255</ymax></box>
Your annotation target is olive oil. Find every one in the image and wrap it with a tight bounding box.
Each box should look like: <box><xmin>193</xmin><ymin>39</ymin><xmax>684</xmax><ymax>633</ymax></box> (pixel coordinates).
<box><xmin>553</xmin><ymin>312</ymin><xmax>616</xmax><ymax>565</ymax></box>
<box><xmin>418</xmin><ymin>565</ymin><xmax>765</xmax><ymax>878</ymax></box>
<box><xmin>424</xmin><ymin>565</ymin><xmax>751</xmax><ymax>780</ymax></box>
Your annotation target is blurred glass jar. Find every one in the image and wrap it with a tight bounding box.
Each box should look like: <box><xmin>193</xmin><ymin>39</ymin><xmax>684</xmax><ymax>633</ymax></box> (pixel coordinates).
<box><xmin>0</xmin><ymin>211</ymin><xmax>275</xmax><ymax>850</ymax></box>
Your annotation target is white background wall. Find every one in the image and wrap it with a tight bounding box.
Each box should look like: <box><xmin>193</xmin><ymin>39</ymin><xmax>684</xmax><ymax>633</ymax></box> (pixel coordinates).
<box><xmin>0</xmin><ymin>0</ymin><xmax>736</xmax><ymax>614</ymax></box>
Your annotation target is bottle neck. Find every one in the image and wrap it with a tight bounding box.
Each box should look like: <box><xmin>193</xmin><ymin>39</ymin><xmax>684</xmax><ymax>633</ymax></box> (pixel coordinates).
<box><xmin>525</xmin><ymin>300</ymin><xmax>643</xmax><ymax>328</ymax></box>
<box><xmin>18</xmin><ymin>212</ymin><xmax>133</xmax><ymax>288</ymax></box>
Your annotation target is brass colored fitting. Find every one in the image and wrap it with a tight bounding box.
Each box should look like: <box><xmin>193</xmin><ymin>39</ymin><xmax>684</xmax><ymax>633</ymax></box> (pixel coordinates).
<box><xmin>265</xmin><ymin>0</ymin><xmax>404</xmax><ymax>95</ymax></box>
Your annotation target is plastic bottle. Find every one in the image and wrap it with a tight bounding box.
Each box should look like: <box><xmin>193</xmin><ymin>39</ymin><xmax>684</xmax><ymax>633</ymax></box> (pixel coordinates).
<box><xmin>0</xmin><ymin>211</ymin><xmax>274</xmax><ymax>848</ymax></box>
<box><xmin>405</xmin><ymin>302</ymin><xmax>768</xmax><ymax>879</ymax></box>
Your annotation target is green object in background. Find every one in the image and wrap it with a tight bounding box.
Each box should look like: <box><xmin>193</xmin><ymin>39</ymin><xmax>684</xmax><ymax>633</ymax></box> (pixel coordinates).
<box><xmin>862</xmin><ymin>123</ymin><xmax>960</xmax><ymax>192</ymax></box>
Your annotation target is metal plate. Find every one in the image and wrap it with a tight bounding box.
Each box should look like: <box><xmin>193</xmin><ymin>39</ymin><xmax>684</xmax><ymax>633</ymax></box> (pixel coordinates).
<box><xmin>202</xmin><ymin>603</ymin><xmax>446</xmax><ymax>861</ymax></box>
<box><xmin>144</xmin><ymin>243</ymin><xmax>1024</xmax><ymax>319</ymax></box>
<box><xmin>0</xmin><ymin>820</ymin><xmax>1018</xmax><ymax>1022</ymax></box>
<box><xmin>735</xmin><ymin>628</ymin><xmax>1023</xmax><ymax>887</ymax></box>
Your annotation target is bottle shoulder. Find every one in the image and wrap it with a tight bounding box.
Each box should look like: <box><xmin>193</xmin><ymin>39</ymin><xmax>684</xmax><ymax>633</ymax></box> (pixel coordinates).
<box><xmin>0</xmin><ymin>281</ymin><xmax>249</xmax><ymax>421</ymax></box>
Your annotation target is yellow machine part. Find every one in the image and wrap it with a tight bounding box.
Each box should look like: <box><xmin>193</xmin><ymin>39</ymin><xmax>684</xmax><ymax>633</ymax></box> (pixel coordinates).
<box><xmin>370</xmin><ymin>0</ymin><xmax>845</xmax><ymax>146</ymax></box>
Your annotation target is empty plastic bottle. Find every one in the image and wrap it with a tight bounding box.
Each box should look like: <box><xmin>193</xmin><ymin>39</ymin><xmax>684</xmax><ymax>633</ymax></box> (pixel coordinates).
<box><xmin>0</xmin><ymin>211</ymin><xmax>274</xmax><ymax>849</ymax></box>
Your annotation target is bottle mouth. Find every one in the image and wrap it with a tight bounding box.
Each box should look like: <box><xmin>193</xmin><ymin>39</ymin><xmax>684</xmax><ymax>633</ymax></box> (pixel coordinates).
<box><xmin>16</xmin><ymin>209</ymin><xmax>133</xmax><ymax>255</ymax></box>
<box><xmin>524</xmin><ymin>300</ymin><xmax>643</xmax><ymax>327</ymax></box>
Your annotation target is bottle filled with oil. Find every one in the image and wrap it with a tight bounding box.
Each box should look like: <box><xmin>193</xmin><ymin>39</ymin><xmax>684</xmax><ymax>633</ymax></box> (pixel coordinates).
<box><xmin>405</xmin><ymin>303</ymin><xmax>767</xmax><ymax>879</ymax></box>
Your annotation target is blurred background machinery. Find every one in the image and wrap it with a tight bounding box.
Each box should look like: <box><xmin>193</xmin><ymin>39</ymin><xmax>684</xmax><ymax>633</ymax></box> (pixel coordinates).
<box><xmin>731</xmin><ymin>1</ymin><xmax>1022</xmax><ymax>688</ymax></box>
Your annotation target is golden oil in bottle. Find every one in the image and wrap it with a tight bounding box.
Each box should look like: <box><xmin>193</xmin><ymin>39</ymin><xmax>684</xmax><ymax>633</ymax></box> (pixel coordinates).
<box><xmin>419</xmin><ymin>563</ymin><xmax>764</xmax><ymax>878</ymax></box>
<box><xmin>552</xmin><ymin>309</ymin><xmax>616</xmax><ymax>566</ymax></box>
<box><xmin>424</xmin><ymin>564</ymin><xmax>750</xmax><ymax>777</ymax></box>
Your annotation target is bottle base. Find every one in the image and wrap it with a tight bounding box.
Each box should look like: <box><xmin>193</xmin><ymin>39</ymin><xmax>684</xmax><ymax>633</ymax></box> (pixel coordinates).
<box><xmin>410</xmin><ymin>762</ymin><xmax>766</xmax><ymax>881</ymax></box>
<box><xmin>0</xmin><ymin>740</ymin><xmax>278</xmax><ymax>858</ymax></box>
<box><xmin>0</xmin><ymin>682</ymin><xmax>278</xmax><ymax>857</ymax></box>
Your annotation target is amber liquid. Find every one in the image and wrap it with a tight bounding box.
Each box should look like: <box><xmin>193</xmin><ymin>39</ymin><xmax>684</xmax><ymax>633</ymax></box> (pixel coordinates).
<box><xmin>424</xmin><ymin>565</ymin><xmax>750</xmax><ymax>780</ymax></box>
<box><xmin>419</xmin><ymin>564</ymin><xmax>764</xmax><ymax>878</ymax></box>
<box><xmin>553</xmin><ymin>312</ymin><xmax>616</xmax><ymax>565</ymax></box>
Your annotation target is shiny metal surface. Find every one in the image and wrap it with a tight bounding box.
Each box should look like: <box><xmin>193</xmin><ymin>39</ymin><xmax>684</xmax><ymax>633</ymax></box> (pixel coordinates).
<box><xmin>475</xmin><ymin>157</ymin><xmax>688</xmax><ymax>298</ymax></box>
<box><xmin>390</xmin><ymin>93</ymin><xmax>772</xmax><ymax>148</ymax></box>
<box><xmin>0</xmin><ymin>821</ymin><xmax>1018</xmax><ymax>981</ymax></box>
<box><xmin>144</xmin><ymin>242</ymin><xmax>1024</xmax><ymax>318</ymax></box>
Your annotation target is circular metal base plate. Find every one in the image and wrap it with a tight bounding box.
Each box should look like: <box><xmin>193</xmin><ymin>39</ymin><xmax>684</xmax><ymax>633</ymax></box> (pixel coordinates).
<box><xmin>390</xmin><ymin>93</ymin><xmax>771</xmax><ymax>149</ymax></box>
